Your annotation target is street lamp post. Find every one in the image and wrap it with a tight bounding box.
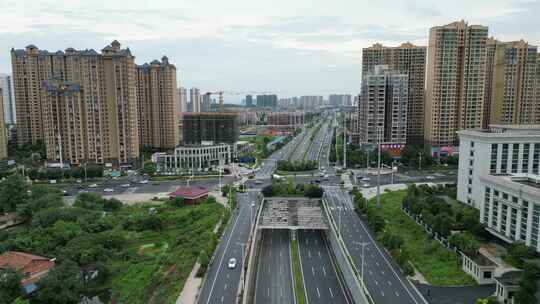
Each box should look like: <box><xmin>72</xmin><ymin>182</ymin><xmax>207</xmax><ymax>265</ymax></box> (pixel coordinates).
<box><xmin>376</xmin><ymin>129</ymin><xmax>382</xmax><ymax>208</ymax></box>
<box><xmin>354</xmin><ymin>241</ymin><xmax>370</xmax><ymax>282</ymax></box>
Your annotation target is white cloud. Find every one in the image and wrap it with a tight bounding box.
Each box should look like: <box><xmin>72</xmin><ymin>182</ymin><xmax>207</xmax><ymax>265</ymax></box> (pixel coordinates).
<box><xmin>0</xmin><ymin>0</ymin><xmax>538</xmax><ymax>98</ymax></box>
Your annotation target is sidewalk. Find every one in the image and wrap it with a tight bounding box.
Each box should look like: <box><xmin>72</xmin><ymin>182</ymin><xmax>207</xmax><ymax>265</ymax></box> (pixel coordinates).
<box><xmin>176</xmin><ymin>262</ymin><xmax>203</xmax><ymax>304</ymax></box>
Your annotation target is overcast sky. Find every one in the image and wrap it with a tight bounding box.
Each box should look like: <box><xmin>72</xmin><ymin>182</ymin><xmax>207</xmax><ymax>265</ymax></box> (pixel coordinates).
<box><xmin>1</xmin><ymin>0</ymin><xmax>539</xmax><ymax>102</ymax></box>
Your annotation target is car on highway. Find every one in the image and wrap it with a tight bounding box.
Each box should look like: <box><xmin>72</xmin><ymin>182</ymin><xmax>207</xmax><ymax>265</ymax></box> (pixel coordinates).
<box><xmin>139</xmin><ymin>180</ymin><xmax>149</xmax><ymax>184</ymax></box>
<box><xmin>78</xmin><ymin>190</ymin><xmax>89</xmax><ymax>194</ymax></box>
<box><xmin>361</xmin><ymin>177</ymin><xmax>370</xmax><ymax>181</ymax></box>
<box><xmin>362</xmin><ymin>183</ymin><xmax>370</xmax><ymax>187</ymax></box>
<box><xmin>103</xmin><ymin>188</ymin><xmax>115</xmax><ymax>193</ymax></box>
<box><xmin>426</xmin><ymin>176</ymin><xmax>435</xmax><ymax>180</ymax></box>
<box><xmin>121</xmin><ymin>184</ymin><xmax>131</xmax><ymax>188</ymax></box>
<box><xmin>228</xmin><ymin>258</ymin><xmax>237</xmax><ymax>269</ymax></box>
<box><xmin>255</xmin><ymin>180</ymin><xmax>263</xmax><ymax>185</ymax></box>
<box><xmin>89</xmin><ymin>183</ymin><xmax>98</xmax><ymax>188</ymax></box>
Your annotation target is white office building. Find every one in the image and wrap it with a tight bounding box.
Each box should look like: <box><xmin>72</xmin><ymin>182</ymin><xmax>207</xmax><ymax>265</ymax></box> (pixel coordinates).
<box><xmin>154</xmin><ymin>143</ymin><xmax>231</xmax><ymax>174</ymax></box>
<box><xmin>457</xmin><ymin>125</ymin><xmax>540</xmax><ymax>251</ymax></box>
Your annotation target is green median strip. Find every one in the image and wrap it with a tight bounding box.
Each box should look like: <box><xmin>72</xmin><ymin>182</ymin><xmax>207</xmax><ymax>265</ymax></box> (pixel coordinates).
<box><xmin>291</xmin><ymin>239</ymin><xmax>307</xmax><ymax>304</ymax></box>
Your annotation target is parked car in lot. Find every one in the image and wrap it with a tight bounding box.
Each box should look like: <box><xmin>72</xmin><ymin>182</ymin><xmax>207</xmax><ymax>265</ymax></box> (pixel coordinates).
<box><xmin>228</xmin><ymin>258</ymin><xmax>237</xmax><ymax>269</ymax></box>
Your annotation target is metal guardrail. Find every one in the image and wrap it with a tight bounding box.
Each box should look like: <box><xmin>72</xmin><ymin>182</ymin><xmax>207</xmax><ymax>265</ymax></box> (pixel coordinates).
<box><xmin>322</xmin><ymin>197</ymin><xmax>374</xmax><ymax>304</ymax></box>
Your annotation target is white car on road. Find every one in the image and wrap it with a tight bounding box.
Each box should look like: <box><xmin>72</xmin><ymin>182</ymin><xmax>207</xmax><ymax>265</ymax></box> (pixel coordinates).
<box><xmin>103</xmin><ymin>188</ymin><xmax>115</xmax><ymax>193</ymax></box>
<box><xmin>228</xmin><ymin>258</ymin><xmax>237</xmax><ymax>269</ymax></box>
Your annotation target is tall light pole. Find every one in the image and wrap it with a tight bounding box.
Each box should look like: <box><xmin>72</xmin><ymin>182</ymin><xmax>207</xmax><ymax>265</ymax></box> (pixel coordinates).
<box><xmin>353</xmin><ymin>241</ymin><xmax>370</xmax><ymax>282</ymax></box>
<box><xmin>376</xmin><ymin>127</ymin><xmax>382</xmax><ymax>208</ymax></box>
<box><xmin>343</xmin><ymin>115</ymin><xmax>346</xmax><ymax>168</ymax></box>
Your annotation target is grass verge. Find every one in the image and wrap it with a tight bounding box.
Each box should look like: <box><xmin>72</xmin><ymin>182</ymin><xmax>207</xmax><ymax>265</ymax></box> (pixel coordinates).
<box><xmin>368</xmin><ymin>191</ymin><xmax>476</xmax><ymax>286</ymax></box>
<box><xmin>291</xmin><ymin>239</ymin><xmax>307</xmax><ymax>304</ymax></box>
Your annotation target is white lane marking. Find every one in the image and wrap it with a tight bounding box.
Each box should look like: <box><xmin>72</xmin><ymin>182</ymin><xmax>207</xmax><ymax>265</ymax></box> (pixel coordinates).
<box><xmin>395</xmin><ymin>291</ymin><xmax>400</xmax><ymax>297</ymax></box>
<box><xmin>221</xmin><ymin>296</ymin><xmax>224</xmax><ymax>303</ymax></box>
<box><xmin>312</xmin><ymin>266</ymin><xmax>315</xmax><ymax>276</ymax></box>
<box><xmin>318</xmin><ymin>251</ymin><xmax>321</xmax><ymax>258</ymax></box>
<box><xmin>375</xmin><ymin>280</ymin><xmax>378</xmax><ymax>286</ymax></box>
<box><xmin>376</xmin><ymin>262</ymin><xmax>380</xmax><ymax>267</ymax></box>
<box><xmin>388</xmin><ymin>280</ymin><xmax>392</xmax><ymax>286</ymax></box>
<box><xmin>316</xmin><ymin>287</ymin><xmax>321</xmax><ymax>298</ymax></box>
<box><xmin>224</xmin><ymin>284</ymin><xmax>227</xmax><ymax>290</ymax></box>
<box><xmin>329</xmin><ymin>288</ymin><xmax>334</xmax><ymax>298</ymax></box>
<box><xmin>205</xmin><ymin>203</ymin><xmax>246</xmax><ymax>304</ymax></box>
<box><xmin>267</xmin><ymin>287</ymin><xmax>270</xmax><ymax>297</ymax></box>
<box><xmin>381</xmin><ymin>291</ymin><xmax>385</xmax><ymax>297</ymax></box>
<box><xmin>322</xmin><ymin>266</ymin><xmax>326</xmax><ymax>276</ymax></box>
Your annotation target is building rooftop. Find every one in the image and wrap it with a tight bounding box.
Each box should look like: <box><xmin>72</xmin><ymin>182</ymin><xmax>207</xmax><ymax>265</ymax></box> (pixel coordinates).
<box><xmin>480</xmin><ymin>173</ymin><xmax>540</xmax><ymax>199</ymax></box>
<box><xmin>458</xmin><ymin>124</ymin><xmax>540</xmax><ymax>138</ymax></box>
<box><xmin>169</xmin><ymin>186</ymin><xmax>209</xmax><ymax>199</ymax></box>
<box><xmin>495</xmin><ymin>270</ymin><xmax>522</xmax><ymax>286</ymax></box>
<box><xmin>0</xmin><ymin>251</ymin><xmax>55</xmax><ymax>286</ymax></box>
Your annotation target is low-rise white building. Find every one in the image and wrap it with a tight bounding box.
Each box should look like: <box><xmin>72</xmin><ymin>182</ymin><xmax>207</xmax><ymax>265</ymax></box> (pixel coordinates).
<box><xmin>154</xmin><ymin>144</ymin><xmax>232</xmax><ymax>174</ymax></box>
<box><xmin>457</xmin><ymin>125</ymin><xmax>540</xmax><ymax>252</ymax></box>
<box><xmin>460</xmin><ymin>252</ymin><xmax>496</xmax><ymax>284</ymax></box>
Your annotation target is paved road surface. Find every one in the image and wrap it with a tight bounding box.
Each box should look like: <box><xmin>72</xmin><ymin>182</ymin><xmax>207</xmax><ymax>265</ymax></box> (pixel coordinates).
<box><xmin>324</xmin><ymin>188</ymin><xmax>427</xmax><ymax>304</ymax></box>
<box><xmin>197</xmin><ymin>192</ymin><xmax>261</xmax><ymax>304</ymax></box>
<box><xmin>298</xmin><ymin>229</ymin><xmax>349</xmax><ymax>304</ymax></box>
<box><xmin>254</xmin><ymin>229</ymin><xmax>295</xmax><ymax>304</ymax></box>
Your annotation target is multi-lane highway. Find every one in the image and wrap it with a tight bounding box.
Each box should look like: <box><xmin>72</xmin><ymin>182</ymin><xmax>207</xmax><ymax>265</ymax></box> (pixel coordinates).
<box><xmin>306</xmin><ymin>122</ymin><xmax>330</xmax><ymax>162</ymax></box>
<box><xmin>298</xmin><ymin>229</ymin><xmax>349</xmax><ymax>304</ymax></box>
<box><xmin>256</xmin><ymin>127</ymin><xmax>307</xmax><ymax>179</ymax></box>
<box><xmin>324</xmin><ymin>188</ymin><xmax>427</xmax><ymax>304</ymax></box>
<box><xmin>254</xmin><ymin>230</ymin><xmax>295</xmax><ymax>304</ymax></box>
<box><xmin>198</xmin><ymin>191</ymin><xmax>261</xmax><ymax>304</ymax></box>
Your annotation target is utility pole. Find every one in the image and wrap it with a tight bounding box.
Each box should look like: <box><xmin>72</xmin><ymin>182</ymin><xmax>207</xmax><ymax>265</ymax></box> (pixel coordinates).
<box><xmin>354</xmin><ymin>241</ymin><xmax>370</xmax><ymax>283</ymax></box>
<box><xmin>418</xmin><ymin>152</ymin><xmax>423</xmax><ymax>171</ymax></box>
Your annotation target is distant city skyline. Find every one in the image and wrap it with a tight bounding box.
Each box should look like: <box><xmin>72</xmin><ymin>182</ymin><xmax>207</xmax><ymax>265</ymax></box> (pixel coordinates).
<box><xmin>1</xmin><ymin>0</ymin><xmax>540</xmax><ymax>101</ymax></box>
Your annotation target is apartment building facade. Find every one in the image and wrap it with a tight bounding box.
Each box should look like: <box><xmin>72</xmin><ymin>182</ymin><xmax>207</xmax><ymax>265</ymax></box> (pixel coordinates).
<box><xmin>0</xmin><ymin>74</ymin><xmax>15</xmax><ymax>125</ymax></box>
<box><xmin>425</xmin><ymin>20</ymin><xmax>489</xmax><ymax>155</ymax></box>
<box><xmin>0</xmin><ymin>90</ymin><xmax>6</xmax><ymax>159</ymax></box>
<box><xmin>484</xmin><ymin>39</ymin><xmax>539</xmax><ymax>127</ymax></box>
<box><xmin>457</xmin><ymin>125</ymin><xmax>540</xmax><ymax>252</ymax></box>
<box><xmin>177</xmin><ymin>87</ymin><xmax>188</xmax><ymax>113</ymax></box>
<box><xmin>190</xmin><ymin>88</ymin><xmax>201</xmax><ymax>112</ymax></box>
<box><xmin>358</xmin><ymin>65</ymin><xmax>408</xmax><ymax>145</ymax></box>
<box><xmin>11</xmin><ymin>41</ymin><xmax>140</xmax><ymax>165</ymax></box>
<box><xmin>362</xmin><ymin>42</ymin><xmax>426</xmax><ymax>144</ymax></box>
<box><xmin>136</xmin><ymin>57</ymin><xmax>179</xmax><ymax>150</ymax></box>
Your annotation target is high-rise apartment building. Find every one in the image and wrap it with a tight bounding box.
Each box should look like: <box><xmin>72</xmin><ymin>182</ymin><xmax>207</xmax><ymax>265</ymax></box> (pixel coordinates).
<box><xmin>358</xmin><ymin>65</ymin><xmax>408</xmax><ymax>145</ymax></box>
<box><xmin>136</xmin><ymin>57</ymin><xmax>179</xmax><ymax>150</ymax></box>
<box><xmin>256</xmin><ymin>95</ymin><xmax>278</xmax><ymax>108</ymax></box>
<box><xmin>484</xmin><ymin>39</ymin><xmax>539</xmax><ymax>127</ymax></box>
<box><xmin>11</xmin><ymin>41</ymin><xmax>140</xmax><ymax>165</ymax></box>
<box><xmin>0</xmin><ymin>90</ymin><xmax>7</xmax><ymax>159</ymax></box>
<box><xmin>245</xmin><ymin>95</ymin><xmax>253</xmax><ymax>107</ymax></box>
<box><xmin>424</xmin><ymin>20</ymin><xmax>489</xmax><ymax>154</ymax></box>
<box><xmin>177</xmin><ymin>87</ymin><xmax>188</xmax><ymax>113</ymax></box>
<box><xmin>201</xmin><ymin>94</ymin><xmax>212</xmax><ymax>112</ymax></box>
<box><xmin>328</xmin><ymin>94</ymin><xmax>352</xmax><ymax>107</ymax></box>
<box><xmin>362</xmin><ymin>43</ymin><xmax>426</xmax><ymax>144</ymax></box>
<box><xmin>190</xmin><ymin>88</ymin><xmax>201</xmax><ymax>112</ymax></box>
<box><xmin>0</xmin><ymin>74</ymin><xmax>15</xmax><ymax>125</ymax></box>
<box><xmin>299</xmin><ymin>96</ymin><xmax>323</xmax><ymax>110</ymax></box>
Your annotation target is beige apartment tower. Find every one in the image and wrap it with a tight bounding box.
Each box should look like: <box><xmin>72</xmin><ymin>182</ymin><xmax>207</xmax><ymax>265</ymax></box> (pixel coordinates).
<box><xmin>0</xmin><ymin>90</ymin><xmax>7</xmax><ymax>159</ymax></box>
<box><xmin>11</xmin><ymin>41</ymin><xmax>140</xmax><ymax>165</ymax></box>
<box><xmin>484</xmin><ymin>39</ymin><xmax>539</xmax><ymax>126</ymax></box>
<box><xmin>136</xmin><ymin>57</ymin><xmax>179</xmax><ymax>150</ymax></box>
<box><xmin>362</xmin><ymin>42</ymin><xmax>426</xmax><ymax>144</ymax></box>
<box><xmin>424</xmin><ymin>20</ymin><xmax>489</xmax><ymax>153</ymax></box>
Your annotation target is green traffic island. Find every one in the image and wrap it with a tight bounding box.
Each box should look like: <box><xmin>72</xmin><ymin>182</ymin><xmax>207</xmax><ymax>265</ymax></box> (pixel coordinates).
<box><xmin>261</xmin><ymin>181</ymin><xmax>324</xmax><ymax>198</ymax></box>
<box><xmin>0</xmin><ymin>175</ymin><xmax>225</xmax><ymax>304</ymax></box>
<box><xmin>276</xmin><ymin>160</ymin><xmax>319</xmax><ymax>173</ymax></box>
<box><xmin>291</xmin><ymin>238</ymin><xmax>307</xmax><ymax>304</ymax></box>
<box><xmin>350</xmin><ymin>186</ymin><xmax>479</xmax><ymax>286</ymax></box>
